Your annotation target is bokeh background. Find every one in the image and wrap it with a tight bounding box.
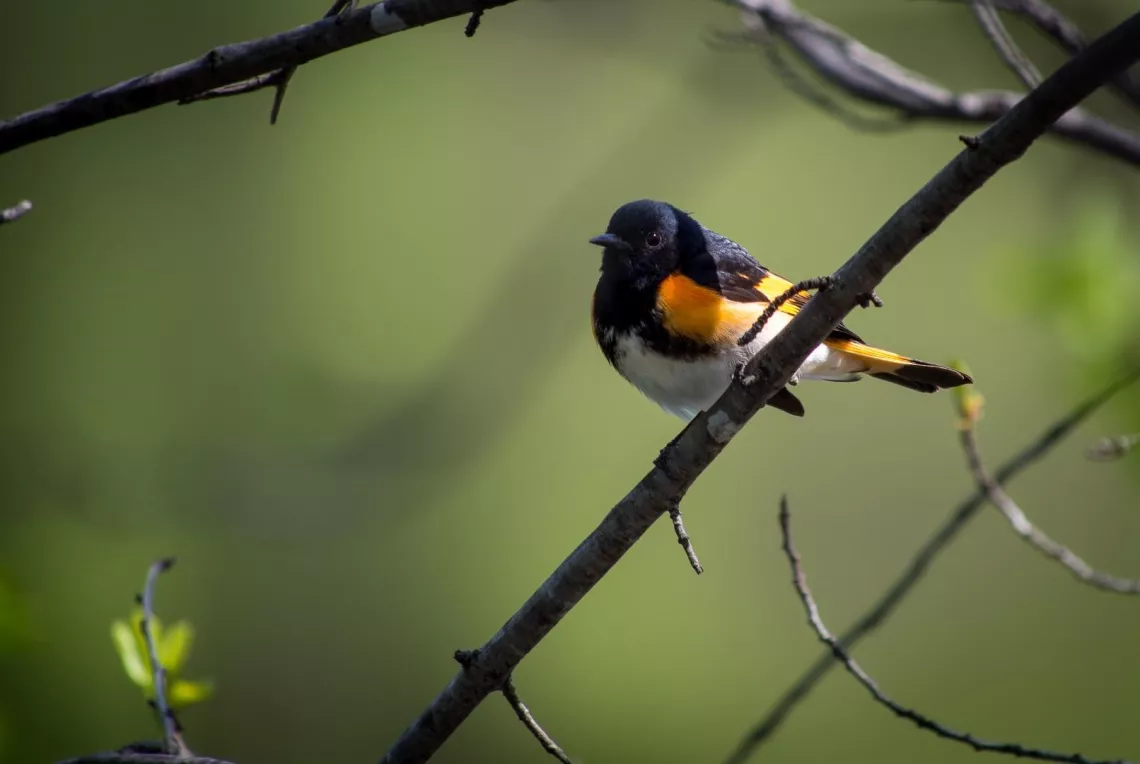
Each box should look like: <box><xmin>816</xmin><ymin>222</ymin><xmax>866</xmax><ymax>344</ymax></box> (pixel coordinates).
<box><xmin>1</xmin><ymin>1</ymin><xmax>1139</xmax><ymax>763</ymax></box>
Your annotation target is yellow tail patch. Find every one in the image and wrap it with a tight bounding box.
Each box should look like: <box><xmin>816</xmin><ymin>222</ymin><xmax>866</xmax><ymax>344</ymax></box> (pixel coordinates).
<box><xmin>824</xmin><ymin>339</ymin><xmax>910</xmax><ymax>371</ymax></box>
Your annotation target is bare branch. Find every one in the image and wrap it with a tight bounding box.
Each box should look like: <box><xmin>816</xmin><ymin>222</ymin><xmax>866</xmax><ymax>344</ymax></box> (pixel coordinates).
<box><xmin>724</xmin><ymin>368</ymin><xmax>1140</xmax><ymax>764</ymax></box>
<box><xmin>969</xmin><ymin>0</ymin><xmax>1043</xmax><ymax>88</ymax></box>
<box><xmin>0</xmin><ymin>0</ymin><xmax>519</xmax><ymax>156</ymax></box>
<box><xmin>138</xmin><ymin>558</ymin><xmax>187</xmax><ymax>756</ymax></box>
<box><xmin>58</xmin><ymin>753</ymin><xmax>233</xmax><ymax>764</ymax></box>
<box><xmin>940</xmin><ymin>0</ymin><xmax>1140</xmax><ymax>108</ymax></box>
<box><xmin>501</xmin><ymin>676</ymin><xmax>574</xmax><ymax>764</ymax></box>
<box><xmin>731</xmin><ymin>0</ymin><xmax>1140</xmax><ymax>166</ymax></box>
<box><xmin>669</xmin><ymin>503</ymin><xmax>704</xmax><ymax>574</ymax></box>
<box><xmin>778</xmin><ymin>496</ymin><xmax>1131</xmax><ymax>764</ymax></box>
<box><xmin>0</xmin><ymin>199</ymin><xmax>32</xmax><ymax>225</ymax></box>
<box><xmin>380</xmin><ymin>16</ymin><xmax>1140</xmax><ymax>764</ymax></box>
<box><xmin>960</xmin><ymin>422</ymin><xmax>1140</xmax><ymax>594</ymax></box>
<box><xmin>1086</xmin><ymin>433</ymin><xmax>1140</xmax><ymax>461</ymax></box>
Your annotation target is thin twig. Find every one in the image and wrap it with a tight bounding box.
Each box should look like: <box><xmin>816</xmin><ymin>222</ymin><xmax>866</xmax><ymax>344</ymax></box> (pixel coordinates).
<box><xmin>936</xmin><ymin>0</ymin><xmax>1140</xmax><ymax>108</ymax></box>
<box><xmin>138</xmin><ymin>558</ymin><xmax>186</xmax><ymax>756</ymax></box>
<box><xmin>181</xmin><ymin>0</ymin><xmax>356</xmax><ymax>123</ymax></box>
<box><xmin>777</xmin><ymin>496</ymin><xmax>1131</xmax><ymax>764</ymax></box>
<box><xmin>1086</xmin><ymin>433</ymin><xmax>1140</xmax><ymax>462</ymax></box>
<box><xmin>712</xmin><ymin>28</ymin><xmax>907</xmax><ymax>133</ymax></box>
<box><xmin>0</xmin><ymin>199</ymin><xmax>32</xmax><ymax>225</ymax></box>
<box><xmin>381</xmin><ymin>18</ymin><xmax>1140</xmax><ymax>762</ymax></box>
<box><xmin>969</xmin><ymin>0</ymin><xmax>1043</xmax><ymax>88</ymax></box>
<box><xmin>501</xmin><ymin>676</ymin><xmax>573</xmax><ymax>764</ymax></box>
<box><xmin>465</xmin><ymin>7</ymin><xmax>484</xmax><ymax>37</ymax></box>
<box><xmin>737</xmin><ymin>276</ymin><xmax>832</xmax><ymax>347</ymax></box>
<box><xmin>724</xmin><ymin>368</ymin><xmax>1140</xmax><ymax>764</ymax></box>
<box><xmin>730</xmin><ymin>0</ymin><xmax>1140</xmax><ymax>167</ymax></box>
<box><xmin>960</xmin><ymin>423</ymin><xmax>1140</xmax><ymax>594</ymax></box>
<box><xmin>669</xmin><ymin>503</ymin><xmax>704</xmax><ymax>574</ymax></box>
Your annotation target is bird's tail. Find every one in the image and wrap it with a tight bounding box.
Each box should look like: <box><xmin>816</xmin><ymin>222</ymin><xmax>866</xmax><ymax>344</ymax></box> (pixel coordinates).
<box><xmin>824</xmin><ymin>339</ymin><xmax>972</xmax><ymax>393</ymax></box>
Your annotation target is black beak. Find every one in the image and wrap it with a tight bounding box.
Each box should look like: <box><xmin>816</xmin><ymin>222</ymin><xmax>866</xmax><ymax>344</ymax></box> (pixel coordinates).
<box><xmin>589</xmin><ymin>233</ymin><xmax>631</xmax><ymax>251</ymax></box>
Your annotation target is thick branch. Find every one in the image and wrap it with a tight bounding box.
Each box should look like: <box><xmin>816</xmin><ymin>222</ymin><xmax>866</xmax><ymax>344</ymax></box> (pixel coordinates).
<box><xmin>961</xmin><ymin>425</ymin><xmax>1140</xmax><ymax>593</ymax></box>
<box><xmin>379</xmin><ymin>14</ymin><xmax>1140</xmax><ymax>764</ymax></box>
<box><xmin>778</xmin><ymin>497</ymin><xmax>1130</xmax><ymax>764</ymax></box>
<box><xmin>732</xmin><ymin>0</ymin><xmax>1140</xmax><ymax>166</ymax></box>
<box><xmin>0</xmin><ymin>0</ymin><xmax>518</xmax><ymax>156</ymax></box>
<box><xmin>723</xmin><ymin>369</ymin><xmax>1140</xmax><ymax>764</ymax></box>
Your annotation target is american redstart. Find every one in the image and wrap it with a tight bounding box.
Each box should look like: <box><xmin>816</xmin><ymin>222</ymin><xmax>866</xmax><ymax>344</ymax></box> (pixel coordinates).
<box><xmin>589</xmin><ymin>199</ymin><xmax>972</xmax><ymax>419</ymax></box>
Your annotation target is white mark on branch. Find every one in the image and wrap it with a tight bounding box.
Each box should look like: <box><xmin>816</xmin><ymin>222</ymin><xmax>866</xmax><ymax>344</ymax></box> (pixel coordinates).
<box><xmin>371</xmin><ymin>3</ymin><xmax>409</xmax><ymax>35</ymax></box>
<box><xmin>705</xmin><ymin>410</ymin><xmax>740</xmax><ymax>444</ymax></box>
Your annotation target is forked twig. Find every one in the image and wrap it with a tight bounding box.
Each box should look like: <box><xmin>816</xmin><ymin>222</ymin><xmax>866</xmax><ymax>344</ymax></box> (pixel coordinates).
<box><xmin>778</xmin><ymin>496</ymin><xmax>1131</xmax><ymax>764</ymax></box>
<box><xmin>960</xmin><ymin>424</ymin><xmax>1140</xmax><ymax>594</ymax></box>
<box><xmin>724</xmin><ymin>369</ymin><xmax>1140</xmax><ymax>763</ymax></box>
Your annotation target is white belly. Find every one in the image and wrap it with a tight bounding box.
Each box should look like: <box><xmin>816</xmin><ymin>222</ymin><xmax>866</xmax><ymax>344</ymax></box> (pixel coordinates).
<box><xmin>613</xmin><ymin>313</ymin><xmax>863</xmax><ymax>420</ymax></box>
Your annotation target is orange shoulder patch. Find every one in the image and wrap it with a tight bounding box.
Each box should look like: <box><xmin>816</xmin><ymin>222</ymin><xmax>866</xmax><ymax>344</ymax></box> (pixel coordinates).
<box><xmin>657</xmin><ymin>273</ymin><xmax>762</xmax><ymax>345</ymax></box>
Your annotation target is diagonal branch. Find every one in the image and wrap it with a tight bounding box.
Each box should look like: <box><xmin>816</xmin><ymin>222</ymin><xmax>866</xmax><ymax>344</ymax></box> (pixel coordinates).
<box><xmin>777</xmin><ymin>496</ymin><xmax>1131</xmax><ymax>764</ymax></box>
<box><xmin>730</xmin><ymin>0</ymin><xmax>1140</xmax><ymax>166</ymax></box>
<box><xmin>969</xmin><ymin>0</ymin><xmax>1043</xmax><ymax>89</ymax></box>
<box><xmin>960</xmin><ymin>422</ymin><xmax>1140</xmax><ymax>594</ymax></box>
<box><xmin>0</xmin><ymin>0</ymin><xmax>519</xmax><ymax>156</ymax></box>
<box><xmin>722</xmin><ymin>367</ymin><xmax>1140</xmax><ymax>764</ymax></box>
<box><xmin>938</xmin><ymin>0</ymin><xmax>1140</xmax><ymax>108</ymax></box>
<box><xmin>378</xmin><ymin>14</ymin><xmax>1140</xmax><ymax>764</ymax></box>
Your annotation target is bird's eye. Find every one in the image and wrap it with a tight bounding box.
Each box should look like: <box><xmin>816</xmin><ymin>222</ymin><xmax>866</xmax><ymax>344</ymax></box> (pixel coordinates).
<box><xmin>645</xmin><ymin>231</ymin><xmax>662</xmax><ymax>247</ymax></box>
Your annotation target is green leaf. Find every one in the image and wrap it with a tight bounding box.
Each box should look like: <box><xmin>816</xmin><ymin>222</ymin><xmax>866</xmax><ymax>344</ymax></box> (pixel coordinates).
<box><xmin>159</xmin><ymin>620</ymin><xmax>194</xmax><ymax>675</ymax></box>
<box><xmin>111</xmin><ymin>619</ymin><xmax>151</xmax><ymax>688</ymax></box>
<box><xmin>168</xmin><ymin>679</ymin><xmax>213</xmax><ymax>708</ymax></box>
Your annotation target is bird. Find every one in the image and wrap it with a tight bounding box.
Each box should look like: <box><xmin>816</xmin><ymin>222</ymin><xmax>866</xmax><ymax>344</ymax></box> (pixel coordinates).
<box><xmin>589</xmin><ymin>199</ymin><xmax>972</xmax><ymax>420</ymax></box>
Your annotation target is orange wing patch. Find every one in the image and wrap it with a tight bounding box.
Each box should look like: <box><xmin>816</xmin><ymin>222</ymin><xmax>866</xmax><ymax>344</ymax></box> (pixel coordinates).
<box><xmin>753</xmin><ymin>273</ymin><xmax>812</xmax><ymax>317</ymax></box>
<box><xmin>657</xmin><ymin>273</ymin><xmax>763</xmax><ymax>344</ymax></box>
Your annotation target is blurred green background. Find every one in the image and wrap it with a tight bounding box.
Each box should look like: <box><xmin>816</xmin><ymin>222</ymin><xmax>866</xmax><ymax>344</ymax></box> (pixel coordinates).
<box><xmin>1</xmin><ymin>1</ymin><xmax>1139</xmax><ymax>763</ymax></box>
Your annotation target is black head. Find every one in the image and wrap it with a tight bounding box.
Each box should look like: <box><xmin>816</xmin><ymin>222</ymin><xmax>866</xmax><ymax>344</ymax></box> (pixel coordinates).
<box><xmin>589</xmin><ymin>199</ymin><xmax>705</xmax><ymax>283</ymax></box>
